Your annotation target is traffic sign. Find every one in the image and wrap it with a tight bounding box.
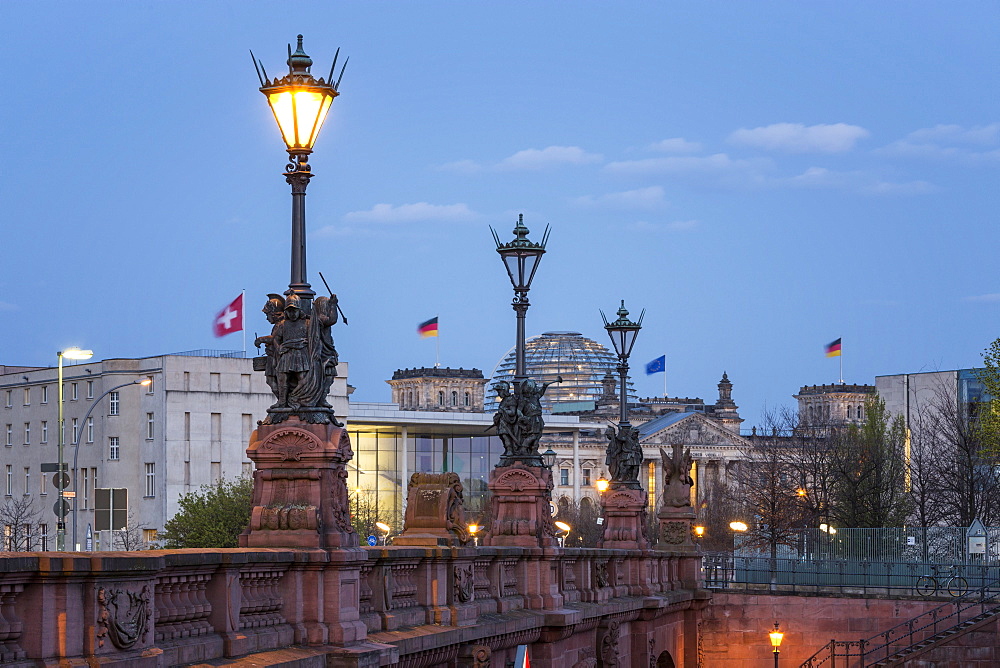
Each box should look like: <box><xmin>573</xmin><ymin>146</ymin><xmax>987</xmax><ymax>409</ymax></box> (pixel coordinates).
<box><xmin>41</xmin><ymin>462</ymin><xmax>68</xmax><ymax>473</ymax></box>
<box><xmin>367</xmin><ymin>535</ymin><xmax>377</xmax><ymax>546</ymax></box>
<box><xmin>53</xmin><ymin>472</ymin><xmax>71</xmax><ymax>490</ymax></box>
<box><xmin>62</xmin><ymin>491</ymin><xmax>76</xmax><ymax>498</ymax></box>
<box><xmin>53</xmin><ymin>498</ymin><xmax>71</xmax><ymax>518</ymax></box>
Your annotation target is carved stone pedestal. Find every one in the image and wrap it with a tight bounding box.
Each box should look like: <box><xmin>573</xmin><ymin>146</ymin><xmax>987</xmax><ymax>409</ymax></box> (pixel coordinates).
<box><xmin>481</xmin><ymin>464</ymin><xmax>557</xmax><ymax>548</ymax></box>
<box><xmin>394</xmin><ymin>472</ymin><xmax>472</xmax><ymax>547</ymax></box>
<box><xmin>655</xmin><ymin>505</ymin><xmax>696</xmax><ymax>552</ymax></box>
<box><xmin>240</xmin><ymin>417</ymin><xmax>358</xmax><ymax>548</ymax></box>
<box><xmin>598</xmin><ymin>486</ymin><xmax>650</xmax><ymax>550</ymax></box>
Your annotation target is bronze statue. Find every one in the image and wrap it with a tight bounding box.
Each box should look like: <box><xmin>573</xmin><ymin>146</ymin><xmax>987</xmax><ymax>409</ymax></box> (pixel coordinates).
<box><xmin>606</xmin><ymin>424</ymin><xmax>642</xmax><ymax>488</ymax></box>
<box><xmin>493</xmin><ymin>376</ymin><xmax>561</xmax><ymax>465</ymax></box>
<box><xmin>492</xmin><ymin>381</ymin><xmax>520</xmax><ymax>456</ymax></box>
<box><xmin>257</xmin><ymin>291</ymin><xmax>342</xmax><ymax>425</ymax></box>
<box><xmin>660</xmin><ymin>444</ymin><xmax>694</xmax><ymax>507</ymax></box>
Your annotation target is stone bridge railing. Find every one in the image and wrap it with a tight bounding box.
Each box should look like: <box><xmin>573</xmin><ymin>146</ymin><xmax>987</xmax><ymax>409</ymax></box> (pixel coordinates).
<box><xmin>0</xmin><ymin>545</ymin><xmax>706</xmax><ymax>667</ymax></box>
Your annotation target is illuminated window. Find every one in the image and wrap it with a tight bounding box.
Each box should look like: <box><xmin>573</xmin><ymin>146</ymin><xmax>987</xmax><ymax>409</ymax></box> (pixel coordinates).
<box><xmin>648</xmin><ymin>461</ymin><xmax>656</xmax><ymax>507</ymax></box>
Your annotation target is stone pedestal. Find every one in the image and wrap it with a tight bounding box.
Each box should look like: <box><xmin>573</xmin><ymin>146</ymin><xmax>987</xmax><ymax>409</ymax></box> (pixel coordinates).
<box><xmin>654</xmin><ymin>505</ymin><xmax>697</xmax><ymax>551</ymax></box>
<box><xmin>240</xmin><ymin>417</ymin><xmax>358</xmax><ymax>548</ymax></box>
<box><xmin>394</xmin><ymin>472</ymin><xmax>472</xmax><ymax>547</ymax></box>
<box><xmin>481</xmin><ymin>464</ymin><xmax>557</xmax><ymax>548</ymax></box>
<box><xmin>598</xmin><ymin>486</ymin><xmax>650</xmax><ymax>550</ymax></box>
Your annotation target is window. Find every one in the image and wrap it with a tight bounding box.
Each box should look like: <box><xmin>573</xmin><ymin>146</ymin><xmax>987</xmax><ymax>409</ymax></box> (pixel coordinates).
<box><xmin>23</xmin><ymin>423</ymin><xmax>29</xmax><ymax>444</ymax></box>
<box><xmin>72</xmin><ymin>418</ymin><xmax>79</xmax><ymax>444</ymax></box>
<box><xmin>41</xmin><ymin>385</ymin><xmax>48</xmax><ymax>404</ymax></box>
<box><xmin>143</xmin><ymin>528</ymin><xmax>158</xmax><ymax>544</ymax></box>
<box><xmin>438</xmin><ymin>391</ymin><xmax>444</xmax><ymax>406</ymax></box>
<box><xmin>146</xmin><ymin>376</ymin><xmax>155</xmax><ymax>394</ymax></box>
<box><xmin>109</xmin><ymin>392</ymin><xmax>119</xmax><ymax>416</ymax></box>
<box><xmin>464</xmin><ymin>392</ymin><xmax>470</xmax><ymax>407</ymax></box>
<box><xmin>5</xmin><ymin>424</ymin><xmax>11</xmax><ymax>447</ymax></box>
<box><xmin>145</xmin><ymin>463</ymin><xmax>156</xmax><ymax>497</ymax></box>
<box><xmin>146</xmin><ymin>413</ymin><xmax>154</xmax><ymax>439</ymax></box>
<box><xmin>39</xmin><ymin>524</ymin><xmax>48</xmax><ymax>551</ymax></box>
<box><xmin>648</xmin><ymin>461</ymin><xmax>656</xmax><ymax>507</ymax></box>
<box><xmin>183</xmin><ymin>372</ymin><xmax>190</xmax><ymax>391</ymax></box>
<box><xmin>560</xmin><ymin>468</ymin><xmax>569</xmax><ymax>486</ymax></box>
<box><xmin>71</xmin><ymin>383</ymin><xmax>78</xmax><ymax>400</ymax></box>
<box><xmin>210</xmin><ymin>373</ymin><xmax>221</xmax><ymax>392</ymax></box>
<box><xmin>582</xmin><ymin>468</ymin><xmax>591</xmax><ymax>486</ymax></box>
<box><xmin>451</xmin><ymin>391</ymin><xmax>457</xmax><ymax>406</ymax></box>
<box><xmin>109</xmin><ymin>437</ymin><xmax>120</xmax><ymax>461</ymax></box>
<box><xmin>407</xmin><ymin>391</ymin><xmax>413</xmax><ymax>407</ymax></box>
<box><xmin>86</xmin><ymin>417</ymin><xmax>94</xmax><ymax>443</ymax></box>
<box><xmin>4</xmin><ymin>390</ymin><xmax>10</xmax><ymax>408</ymax></box>
<box><xmin>5</xmin><ymin>465</ymin><xmax>11</xmax><ymax>496</ymax></box>
<box><xmin>82</xmin><ymin>469</ymin><xmax>89</xmax><ymax>509</ymax></box>
<box><xmin>23</xmin><ymin>468</ymin><xmax>29</xmax><ymax>495</ymax></box>
<box><xmin>23</xmin><ymin>388</ymin><xmax>30</xmax><ymax>406</ymax></box>
<box><xmin>41</xmin><ymin>421</ymin><xmax>47</xmax><ymax>443</ymax></box>
<box><xmin>40</xmin><ymin>473</ymin><xmax>47</xmax><ymax>495</ymax></box>
<box><xmin>86</xmin><ymin>380</ymin><xmax>94</xmax><ymax>399</ymax></box>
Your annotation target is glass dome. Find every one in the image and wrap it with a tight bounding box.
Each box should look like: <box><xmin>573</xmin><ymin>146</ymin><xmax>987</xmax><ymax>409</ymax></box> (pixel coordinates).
<box><xmin>486</xmin><ymin>331</ymin><xmax>636</xmax><ymax>411</ymax></box>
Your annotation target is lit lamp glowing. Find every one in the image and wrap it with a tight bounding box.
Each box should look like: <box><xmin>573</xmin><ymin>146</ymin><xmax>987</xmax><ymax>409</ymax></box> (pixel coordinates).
<box><xmin>554</xmin><ymin>520</ymin><xmax>571</xmax><ymax>547</ymax></box>
<box><xmin>729</xmin><ymin>521</ymin><xmax>748</xmax><ymax>532</ymax></box>
<box><xmin>468</xmin><ymin>524</ymin><xmax>481</xmax><ymax>547</ymax></box>
<box><xmin>252</xmin><ymin>35</ymin><xmax>346</xmax><ymax>309</ymax></box>
<box><xmin>796</xmin><ymin>488</ymin><xmax>807</xmax><ymax>497</ymax></box>
<box><xmin>595</xmin><ymin>478</ymin><xmax>610</xmax><ymax>494</ymax></box>
<box><xmin>375</xmin><ymin>521</ymin><xmax>391</xmax><ymax>546</ymax></box>
<box><xmin>57</xmin><ymin>347</ymin><xmax>94</xmax><ymax>551</ymax></box>
<box><xmin>694</xmin><ymin>525</ymin><xmax>705</xmax><ymax>538</ymax></box>
<box><xmin>769</xmin><ymin>621</ymin><xmax>784</xmax><ymax>667</ymax></box>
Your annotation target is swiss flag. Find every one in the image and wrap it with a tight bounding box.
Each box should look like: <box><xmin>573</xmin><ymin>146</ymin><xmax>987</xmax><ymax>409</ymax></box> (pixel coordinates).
<box><xmin>213</xmin><ymin>293</ymin><xmax>244</xmax><ymax>337</ymax></box>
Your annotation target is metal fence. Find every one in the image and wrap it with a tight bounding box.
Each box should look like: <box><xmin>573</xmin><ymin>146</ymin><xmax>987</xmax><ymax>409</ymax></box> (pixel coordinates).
<box><xmin>703</xmin><ymin>552</ymin><xmax>1000</xmax><ymax>597</ymax></box>
<box><xmin>733</xmin><ymin>526</ymin><xmax>1000</xmax><ymax>564</ymax></box>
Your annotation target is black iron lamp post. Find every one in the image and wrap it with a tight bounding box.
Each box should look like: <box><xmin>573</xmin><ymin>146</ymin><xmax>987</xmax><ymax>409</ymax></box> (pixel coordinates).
<box><xmin>253</xmin><ymin>35</ymin><xmax>346</xmax><ymax>312</ymax></box>
<box><xmin>769</xmin><ymin>621</ymin><xmax>784</xmax><ymax>667</ymax></box>
<box><xmin>601</xmin><ymin>301</ymin><xmax>644</xmax><ymax>489</ymax></box>
<box><xmin>541</xmin><ymin>447</ymin><xmax>557</xmax><ymax>468</ymax></box>
<box><xmin>491</xmin><ymin>214</ymin><xmax>550</xmax><ymax>387</ymax></box>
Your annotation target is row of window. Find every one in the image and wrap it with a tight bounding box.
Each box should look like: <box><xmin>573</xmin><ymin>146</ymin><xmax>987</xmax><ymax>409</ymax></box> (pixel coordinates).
<box><xmin>4</xmin><ymin>462</ymin><xmax>156</xmax><ymax>499</ymax></box>
<box><xmin>4</xmin><ymin>379</ymin><xmax>155</xmax><ymax>409</ymax></box>
<box><xmin>4</xmin><ymin>408</ymin><xmax>155</xmax><ymax>446</ymax></box>
<box><xmin>3</xmin><ymin>523</ymin><xmax>50</xmax><ymax>551</ymax></box>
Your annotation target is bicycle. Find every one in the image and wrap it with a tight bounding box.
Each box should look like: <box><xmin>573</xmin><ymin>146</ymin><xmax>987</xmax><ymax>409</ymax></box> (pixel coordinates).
<box><xmin>915</xmin><ymin>564</ymin><xmax>968</xmax><ymax>597</ymax></box>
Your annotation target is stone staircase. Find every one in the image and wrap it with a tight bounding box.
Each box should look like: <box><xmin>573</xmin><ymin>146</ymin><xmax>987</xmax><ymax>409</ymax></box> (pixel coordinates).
<box><xmin>867</xmin><ymin>605</ymin><xmax>1000</xmax><ymax>667</ymax></box>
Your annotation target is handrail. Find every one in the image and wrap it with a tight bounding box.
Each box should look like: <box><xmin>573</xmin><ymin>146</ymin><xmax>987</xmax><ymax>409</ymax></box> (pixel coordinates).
<box><xmin>800</xmin><ymin>577</ymin><xmax>1000</xmax><ymax>667</ymax></box>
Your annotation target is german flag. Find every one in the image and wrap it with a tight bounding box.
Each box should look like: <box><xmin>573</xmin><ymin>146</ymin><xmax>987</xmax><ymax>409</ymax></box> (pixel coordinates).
<box><xmin>418</xmin><ymin>317</ymin><xmax>439</xmax><ymax>338</ymax></box>
<box><xmin>825</xmin><ymin>338</ymin><xmax>842</xmax><ymax>357</ymax></box>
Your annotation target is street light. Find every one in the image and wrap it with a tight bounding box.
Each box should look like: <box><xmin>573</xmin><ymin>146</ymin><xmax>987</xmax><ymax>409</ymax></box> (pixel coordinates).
<box><xmin>57</xmin><ymin>347</ymin><xmax>93</xmax><ymax>550</ymax></box>
<box><xmin>769</xmin><ymin>621</ymin><xmax>784</xmax><ymax>667</ymax></box>
<box><xmin>554</xmin><ymin>520</ymin><xmax>571</xmax><ymax>547</ymax></box>
<box><xmin>541</xmin><ymin>447</ymin><xmax>557</xmax><ymax>469</ymax></box>
<box><xmin>491</xmin><ymin>214</ymin><xmax>550</xmax><ymax>387</ymax></box>
<box><xmin>601</xmin><ymin>300</ymin><xmax>645</xmax><ymax>489</ymax></box>
<box><xmin>253</xmin><ymin>35</ymin><xmax>346</xmax><ymax>311</ymax></box>
<box><xmin>595</xmin><ymin>478</ymin><xmax>610</xmax><ymax>494</ymax></box>
<box><xmin>375</xmin><ymin>521</ymin><xmax>391</xmax><ymax>546</ymax></box>
<box><xmin>729</xmin><ymin>521</ymin><xmax>748</xmax><ymax>532</ymax></box>
<box><xmin>71</xmin><ymin>378</ymin><xmax>150</xmax><ymax>551</ymax></box>
<box><xmin>468</xmin><ymin>524</ymin><xmax>481</xmax><ymax>547</ymax></box>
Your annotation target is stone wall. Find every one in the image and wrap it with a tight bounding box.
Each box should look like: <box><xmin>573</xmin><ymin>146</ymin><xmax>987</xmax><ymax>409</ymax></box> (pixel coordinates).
<box><xmin>701</xmin><ymin>591</ymin><xmax>969</xmax><ymax>667</ymax></box>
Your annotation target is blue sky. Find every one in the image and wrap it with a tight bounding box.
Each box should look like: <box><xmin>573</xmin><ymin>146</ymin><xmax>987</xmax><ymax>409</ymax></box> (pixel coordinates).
<box><xmin>2</xmin><ymin>3</ymin><xmax>999</xmax><ymax>428</ymax></box>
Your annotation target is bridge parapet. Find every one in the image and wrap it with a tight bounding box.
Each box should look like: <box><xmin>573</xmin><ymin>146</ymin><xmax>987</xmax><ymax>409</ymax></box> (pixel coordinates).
<box><xmin>0</xmin><ymin>544</ymin><xmax>705</xmax><ymax>666</ymax></box>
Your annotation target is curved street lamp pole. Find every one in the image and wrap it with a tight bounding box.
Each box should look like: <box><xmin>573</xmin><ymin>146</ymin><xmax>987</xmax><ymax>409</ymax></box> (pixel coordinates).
<box><xmin>57</xmin><ymin>347</ymin><xmax>93</xmax><ymax>551</ymax></box>
<box><xmin>70</xmin><ymin>379</ymin><xmax>149</xmax><ymax>551</ymax></box>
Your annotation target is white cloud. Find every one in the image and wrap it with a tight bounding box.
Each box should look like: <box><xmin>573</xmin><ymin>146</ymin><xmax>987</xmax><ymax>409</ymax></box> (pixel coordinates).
<box><xmin>497</xmin><ymin>146</ymin><xmax>602</xmax><ymax>170</ymax></box>
<box><xmin>573</xmin><ymin>186</ymin><xmax>667</xmax><ymax>210</ymax></box>
<box><xmin>878</xmin><ymin>123</ymin><xmax>1000</xmax><ymax>161</ymax></box>
<box><xmin>729</xmin><ymin>122</ymin><xmax>870</xmax><ymax>153</ymax></box>
<box><xmin>647</xmin><ymin>138</ymin><xmax>702</xmax><ymax>153</ymax></box>
<box><xmin>342</xmin><ymin>202</ymin><xmax>478</xmax><ymax>224</ymax></box>
<box><xmin>964</xmin><ymin>293</ymin><xmax>1000</xmax><ymax>303</ymax></box>
<box><xmin>785</xmin><ymin>167</ymin><xmax>934</xmax><ymax>195</ymax></box>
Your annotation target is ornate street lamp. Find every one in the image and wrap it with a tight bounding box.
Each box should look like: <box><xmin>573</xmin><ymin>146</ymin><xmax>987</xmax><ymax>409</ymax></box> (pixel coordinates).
<box><xmin>541</xmin><ymin>447</ymin><xmax>557</xmax><ymax>469</ymax></box>
<box><xmin>56</xmin><ymin>347</ymin><xmax>93</xmax><ymax>551</ymax></box>
<box><xmin>601</xmin><ymin>301</ymin><xmax>644</xmax><ymax>489</ymax></box>
<box><xmin>252</xmin><ymin>35</ymin><xmax>346</xmax><ymax>311</ymax></box>
<box><xmin>769</xmin><ymin>621</ymin><xmax>784</xmax><ymax>667</ymax></box>
<box><xmin>491</xmin><ymin>214</ymin><xmax>550</xmax><ymax>386</ymax></box>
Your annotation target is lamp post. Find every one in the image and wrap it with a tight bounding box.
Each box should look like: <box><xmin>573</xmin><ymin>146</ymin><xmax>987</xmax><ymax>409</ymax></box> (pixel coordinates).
<box><xmin>253</xmin><ymin>35</ymin><xmax>346</xmax><ymax>312</ymax></box>
<box><xmin>601</xmin><ymin>301</ymin><xmax>644</xmax><ymax>489</ymax></box>
<box><xmin>769</xmin><ymin>621</ymin><xmax>784</xmax><ymax>667</ymax></box>
<box><xmin>56</xmin><ymin>347</ymin><xmax>93</xmax><ymax>551</ymax></box>
<box><xmin>70</xmin><ymin>378</ymin><xmax>150</xmax><ymax>551</ymax></box>
<box><xmin>554</xmin><ymin>521</ymin><xmax>571</xmax><ymax>548</ymax></box>
<box><xmin>375</xmin><ymin>521</ymin><xmax>391</xmax><ymax>546</ymax></box>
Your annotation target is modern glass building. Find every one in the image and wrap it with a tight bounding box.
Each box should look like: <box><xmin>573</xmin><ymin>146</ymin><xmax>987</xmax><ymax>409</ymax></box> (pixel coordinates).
<box><xmin>485</xmin><ymin>331</ymin><xmax>636</xmax><ymax>411</ymax></box>
<box><xmin>345</xmin><ymin>402</ymin><xmax>582</xmax><ymax>529</ymax></box>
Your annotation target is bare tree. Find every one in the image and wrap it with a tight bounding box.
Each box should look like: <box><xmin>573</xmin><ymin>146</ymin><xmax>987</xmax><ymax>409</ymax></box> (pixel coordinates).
<box><xmin>352</xmin><ymin>488</ymin><xmax>402</xmax><ymax>542</ymax></box>
<box><xmin>112</xmin><ymin>510</ymin><xmax>150</xmax><ymax>551</ymax></box>
<box><xmin>0</xmin><ymin>496</ymin><xmax>42</xmax><ymax>551</ymax></box>
<box><xmin>553</xmin><ymin>496</ymin><xmax>603</xmax><ymax>547</ymax></box>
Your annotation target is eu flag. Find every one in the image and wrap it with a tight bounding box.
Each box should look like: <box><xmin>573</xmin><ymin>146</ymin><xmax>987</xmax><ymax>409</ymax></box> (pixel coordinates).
<box><xmin>645</xmin><ymin>355</ymin><xmax>665</xmax><ymax>375</ymax></box>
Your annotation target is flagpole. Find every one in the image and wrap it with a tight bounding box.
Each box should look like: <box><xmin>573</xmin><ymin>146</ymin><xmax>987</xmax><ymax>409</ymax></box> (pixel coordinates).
<box><xmin>840</xmin><ymin>339</ymin><xmax>844</xmax><ymax>384</ymax></box>
<box><xmin>663</xmin><ymin>355</ymin><xmax>667</xmax><ymax>398</ymax></box>
<box><xmin>435</xmin><ymin>314</ymin><xmax>440</xmax><ymax>368</ymax></box>
<box><xmin>241</xmin><ymin>289</ymin><xmax>246</xmax><ymax>358</ymax></box>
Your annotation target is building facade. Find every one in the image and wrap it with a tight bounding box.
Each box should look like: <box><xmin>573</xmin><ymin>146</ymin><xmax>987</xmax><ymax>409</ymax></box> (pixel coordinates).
<box><xmin>794</xmin><ymin>383</ymin><xmax>876</xmax><ymax>432</ymax></box>
<box><xmin>386</xmin><ymin>366</ymin><xmax>488</xmax><ymax>412</ymax></box>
